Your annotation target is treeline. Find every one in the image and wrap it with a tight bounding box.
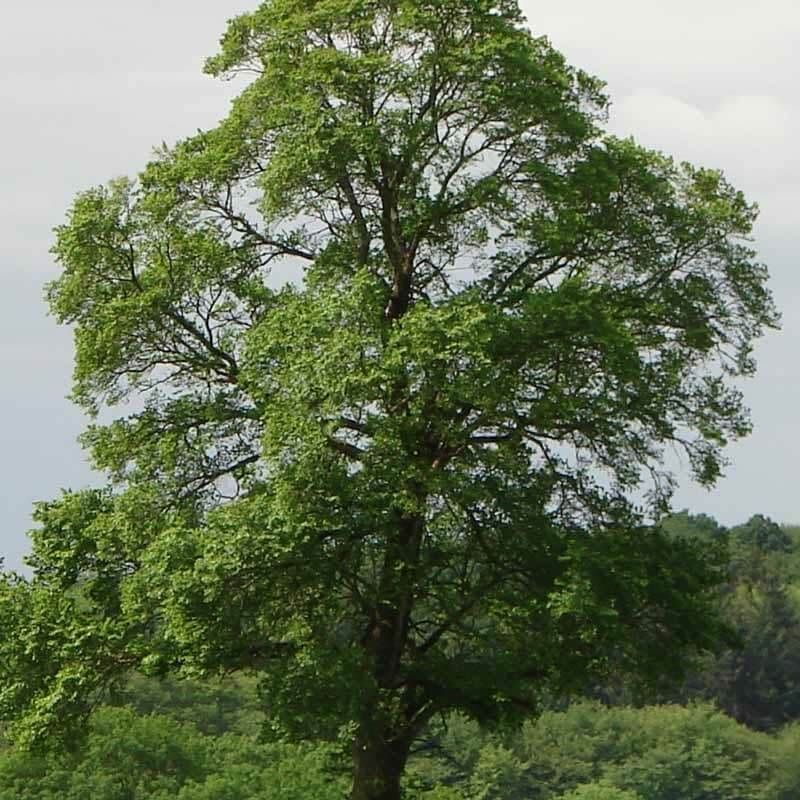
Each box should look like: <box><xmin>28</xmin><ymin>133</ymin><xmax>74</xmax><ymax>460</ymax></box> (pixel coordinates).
<box><xmin>1</xmin><ymin>695</ymin><xmax>798</xmax><ymax>799</ymax></box>
<box><xmin>406</xmin><ymin>702</ymin><xmax>800</xmax><ymax>799</ymax></box>
<box><xmin>657</xmin><ymin>512</ymin><xmax>800</xmax><ymax>731</ymax></box>
<box><xmin>2</xmin><ymin>511</ymin><xmax>800</xmax><ymax>800</ymax></box>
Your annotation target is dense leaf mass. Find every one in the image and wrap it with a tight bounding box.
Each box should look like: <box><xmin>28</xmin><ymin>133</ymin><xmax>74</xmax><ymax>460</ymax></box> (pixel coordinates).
<box><xmin>0</xmin><ymin>691</ymin><xmax>797</xmax><ymax>800</ymax></box>
<box><xmin>0</xmin><ymin>0</ymin><xmax>777</xmax><ymax>798</ymax></box>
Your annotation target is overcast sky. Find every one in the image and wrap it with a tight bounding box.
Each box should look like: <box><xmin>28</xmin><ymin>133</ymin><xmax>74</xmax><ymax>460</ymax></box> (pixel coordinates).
<box><xmin>1</xmin><ymin>1</ymin><xmax>797</xmax><ymax>571</ymax></box>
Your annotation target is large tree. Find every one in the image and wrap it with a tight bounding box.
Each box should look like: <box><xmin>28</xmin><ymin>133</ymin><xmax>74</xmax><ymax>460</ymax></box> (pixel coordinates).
<box><xmin>0</xmin><ymin>1</ymin><xmax>777</xmax><ymax>798</ymax></box>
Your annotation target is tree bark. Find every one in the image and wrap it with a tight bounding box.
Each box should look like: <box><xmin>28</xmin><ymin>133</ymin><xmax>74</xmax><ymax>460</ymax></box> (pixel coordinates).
<box><xmin>350</xmin><ymin>511</ymin><xmax>423</xmax><ymax>800</ymax></box>
<box><xmin>350</xmin><ymin>726</ymin><xmax>411</xmax><ymax>800</ymax></box>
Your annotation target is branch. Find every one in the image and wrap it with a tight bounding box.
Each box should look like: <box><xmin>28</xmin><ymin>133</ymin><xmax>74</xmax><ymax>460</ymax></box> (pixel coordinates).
<box><xmin>337</xmin><ymin>416</ymin><xmax>368</xmax><ymax>434</ymax></box>
<box><xmin>205</xmin><ymin>195</ymin><xmax>316</xmax><ymax>261</ymax></box>
<box><xmin>327</xmin><ymin>436</ymin><xmax>365</xmax><ymax>460</ymax></box>
<box><xmin>164</xmin><ymin>308</ymin><xmax>240</xmax><ymax>382</ymax></box>
<box><xmin>337</xmin><ymin>173</ymin><xmax>372</xmax><ymax>266</ymax></box>
<box><xmin>180</xmin><ymin>452</ymin><xmax>260</xmax><ymax>496</ymax></box>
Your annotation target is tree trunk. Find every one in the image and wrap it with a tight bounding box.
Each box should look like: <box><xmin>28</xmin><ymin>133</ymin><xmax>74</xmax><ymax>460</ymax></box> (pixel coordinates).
<box><xmin>350</xmin><ymin>727</ymin><xmax>410</xmax><ymax>800</ymax></box>
<box><xmin>350</xmin><ymin>508</ymin><xmax>423</xmax><ymax>800</ymax></box>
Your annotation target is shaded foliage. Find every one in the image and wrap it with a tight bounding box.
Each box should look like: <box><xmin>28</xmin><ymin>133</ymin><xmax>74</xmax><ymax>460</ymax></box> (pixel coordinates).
<box><xmin>652</xmin><ymin>512</ymin><xmax>800</xmax><ymax>731</ymax></box>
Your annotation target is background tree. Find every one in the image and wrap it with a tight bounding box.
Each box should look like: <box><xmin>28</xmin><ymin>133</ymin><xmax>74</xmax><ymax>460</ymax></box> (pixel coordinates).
<box><xmin>730</xmin><ymin>515</ymin><xmax>793</xmax><ymax>555</ymax></box>
<box><xmin>108</xmin><ymin>672</ymin><xmax>264</xmax><ymax>737</ymax></box>
<box><xmin>658</xmin><ymin>510</ymin><xmax>728</xmax><ymax>544</ymax></box>
<box><xmin>557</xmin><ymin>787</ymin><xmax>641</xmax><ymax>800</ymax></box>
<box><xmin>0</xmin><ymin>0</ymin><xmax>777</xmax><ymax>798</ymax></box>
<box><xmin>680</xmin><ymin>516</ymin><xmax>800</xmax><ymax>730</ymax></box>
<box><xmin>0</xmin><ymin>705</ymin><xmax>343</xmax><ymax>800</ymax></box>
<box><xmin>600</xmin><ymin>513</ymin><xmax>800</xmax><ymax>730</ymax></box>
<box><xmin>407</xmin><ymin>702</ymin><xmax>780</xmax><ymax>799</ymax></box>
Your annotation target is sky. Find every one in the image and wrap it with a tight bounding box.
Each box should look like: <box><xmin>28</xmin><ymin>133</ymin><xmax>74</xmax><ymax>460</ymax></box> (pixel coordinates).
<box><xmin>0</xmin><ymin>1</ymin><xmax>797</xmax><ymax>571</ymax></box>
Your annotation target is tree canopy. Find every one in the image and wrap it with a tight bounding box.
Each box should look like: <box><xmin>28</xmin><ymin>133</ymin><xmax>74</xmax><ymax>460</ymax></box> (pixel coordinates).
<box><xmin>0</xmin><ymin>0</ymin><xmax>777</xmax><ymax>798</ymax></box>
<box><xmin>0</xmin><ymin>687</ymin><xmax>796</xmax><ymax>800</ymax></box>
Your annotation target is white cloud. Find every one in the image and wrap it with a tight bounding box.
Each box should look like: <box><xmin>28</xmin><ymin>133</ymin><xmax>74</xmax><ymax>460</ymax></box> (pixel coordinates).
<box><xmin>524</xmin><ymin>0</ymin><xmax>800</xmax><ymax>107</ymax></box>
<box><xmin>609</xmin><ymin>91</ymin><xmax>799</xmax><ymax>182</ymax></box>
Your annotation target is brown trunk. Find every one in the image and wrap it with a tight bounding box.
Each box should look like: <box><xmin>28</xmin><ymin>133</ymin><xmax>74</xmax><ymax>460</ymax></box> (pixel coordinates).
<box><xmin>350</xmin><ymin>728</ymin><xmax>410</xmax><ymax>800</ymax></box>
<box><xmin>350</xmin><ymin>490</ymin><xmax>423</xmax><ymax>799</ymax></box>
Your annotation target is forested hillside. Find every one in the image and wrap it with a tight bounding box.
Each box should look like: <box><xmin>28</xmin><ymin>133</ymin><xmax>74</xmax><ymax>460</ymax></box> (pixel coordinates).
<box><xmin>659</xmin><ymin>513</ymin><xmax>800</xmax><ymax>732</ymax></box>
<box><xmin>2</xmin><ymin>512</ymin><xmax>799</xmax><ymax>799</ymax></box>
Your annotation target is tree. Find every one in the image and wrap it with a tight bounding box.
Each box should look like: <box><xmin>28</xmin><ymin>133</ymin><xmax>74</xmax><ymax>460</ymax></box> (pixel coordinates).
<box><xmin>683</xmin><ymin>530</ymin><xmax>800</xmax><ymax>731</ymax></box>
<box><xmin>635</xmin><ymin>513</ymin><xmax>800</xmax><ymax>731</ymax></box>
<box><xmin>516</xmin><ymin>703</ymin><xmax>776</xmax><ymax>800</ymax></box>
<box><xmin>730</xmin><ymin>514</ymin><xmax>792</xmax><ymax>554</ymax></box>
<box><xmin>658</xmin><ymin>510</ymin><xmax>727</xmax><ymax>544</ymax></box>
<box><xmin>407</xmin><ymin>702</ymin><xmax>780</xmax><ymax>799</ymax></box>
<box><xmin>0</xmin><ymin>0</ymin><xmax>777</xmax><ymax>798</ymax></box>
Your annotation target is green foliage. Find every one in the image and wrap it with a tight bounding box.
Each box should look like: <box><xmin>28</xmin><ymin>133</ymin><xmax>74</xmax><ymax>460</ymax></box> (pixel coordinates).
<box><xmin>731</xmin><ymin>514</ymin><xmax>793</xmax><ymax>554</ymax></box>
<box><xmin>0</xmin><ymin>695</ymin><xmax>798</xmax><ymax>800</ymax></box>
<box><xmin>468</xmin><ymin>742</ymin><xmax>529</xmax><ymax>800</ymax></box>
<box><xmin>651</xmin><ymin>512</ymin><xmax>800</xmax><ymax>731</ymax></box>
<box><xmin>658</xmin><ymin>510</ymin><xmax>727</xmax><ymax>543</ymax></box>
<box><xmin>110</xmin><ymin>673</ymin><xmax>265</xmax><ymax>737</ymax></box>
<box><xmin>0</xmin><ymin>0</ymin><xmax>778</xmax><ymax>796</ymax></box>
<box><xmin>557</xmin><ymin>786</ymin><xmax>641</xmax><ymax>800</ymax></box>
<box><xmin>0</xmin><ymin>706</ymin><xmax>344</xmax><ymax>800</ymax></box>
<box><xmin>419</xmin><ymin>788</ymin><xmax>467</xmax><ymax>800</ymax></box>
<box><xmin>771</xmin><ymin>722</ymin><xmax>800</xmax><ymax>799</ymax></box>
<box><xmin>410</xmin><ymin>703</ymin><xmax>781</xmax><ymax>800</ymax></box>
<box><xmin>691</xmin><ymin>561</ymin><xmax>800</xmax><ymax>731</ymax></box>
<box><xmin>0</xmin><ymin>707</ymin><xmax>208</xmax><ymax>800</ymax></box>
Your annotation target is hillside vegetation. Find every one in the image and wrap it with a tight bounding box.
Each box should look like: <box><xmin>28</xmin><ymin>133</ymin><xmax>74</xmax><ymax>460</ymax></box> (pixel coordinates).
<box><xmin>2</xmin><ymin>512</ymin><xmax>799</xmax><ymax>799</ymax></box>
